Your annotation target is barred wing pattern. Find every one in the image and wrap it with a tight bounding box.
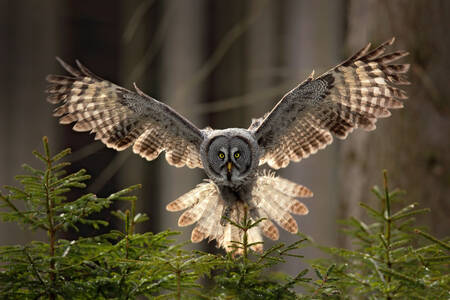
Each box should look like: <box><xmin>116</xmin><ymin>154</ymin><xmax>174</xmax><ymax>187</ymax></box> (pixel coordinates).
<box><xmin>166</xmin><ymin>172</ymin><xmax>312</xmax><ymax>254</ymax></box>
<box><xmin>46</xmin><ymin>58</ymin><xmax>204</xmax><ymax>168</ymax></box>
<box><xmin>253</xmin><ymin>38</ymin><xmax>410</xmax><ymax>169</ymax></box>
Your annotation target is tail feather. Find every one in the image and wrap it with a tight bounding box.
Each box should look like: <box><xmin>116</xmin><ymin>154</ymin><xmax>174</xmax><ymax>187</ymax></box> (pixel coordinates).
<box><xmin>168</xmin><ymin>172</ymin><xmax>311</xmax><ymax>254</ymax></box>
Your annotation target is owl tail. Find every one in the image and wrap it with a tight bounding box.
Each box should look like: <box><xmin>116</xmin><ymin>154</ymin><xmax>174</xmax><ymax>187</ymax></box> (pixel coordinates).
<box><xmin>166</xmin><ymin>173</ymin><xmax>312</xmax><ymax>255</ymax></box>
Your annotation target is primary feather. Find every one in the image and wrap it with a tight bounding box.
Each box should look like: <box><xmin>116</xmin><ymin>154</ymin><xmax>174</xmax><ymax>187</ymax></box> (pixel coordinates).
<box><xmin>46</xmin><ymin>58</ymin><xmax>205</xmax><ymax>169</ymax></box>
<box><xmin>253</xmin><ymin>38</ymin><xmax>409</xmax><ymax>169</ymax></box>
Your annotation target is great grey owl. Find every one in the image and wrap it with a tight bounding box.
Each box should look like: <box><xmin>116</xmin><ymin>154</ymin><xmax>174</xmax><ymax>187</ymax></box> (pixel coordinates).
<box><xmin>46</xmin><ymin>38</ymin><xmax>409</xmax><ymax>254</ymax></box>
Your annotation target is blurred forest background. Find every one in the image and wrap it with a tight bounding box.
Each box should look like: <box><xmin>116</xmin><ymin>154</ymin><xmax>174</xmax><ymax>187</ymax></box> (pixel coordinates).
<box><xmin>1</xmin><ymin>0</ymin><xmax>449</xmax><ymax>277</ymax></box>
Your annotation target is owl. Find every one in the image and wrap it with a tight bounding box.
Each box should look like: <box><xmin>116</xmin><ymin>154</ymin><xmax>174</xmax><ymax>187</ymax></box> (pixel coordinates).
<box><xmin>46</xmin><ymin>38</ymin><xmax>409</xmax><ymax>254</ymax></box>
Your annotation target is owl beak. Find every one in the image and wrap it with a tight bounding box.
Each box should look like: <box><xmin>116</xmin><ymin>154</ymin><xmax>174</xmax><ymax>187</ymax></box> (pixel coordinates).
<box><xmin>227</xmin><ymin>162</ymin><xmax>233</xmax><ymax>173</ymax></box>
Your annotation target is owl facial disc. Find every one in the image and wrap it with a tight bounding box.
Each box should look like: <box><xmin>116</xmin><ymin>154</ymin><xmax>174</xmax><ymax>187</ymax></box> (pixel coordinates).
<box><xmin>200</xmin><ymin>129</ymin><xmax>260</xmax><ymax>188</ymax></box>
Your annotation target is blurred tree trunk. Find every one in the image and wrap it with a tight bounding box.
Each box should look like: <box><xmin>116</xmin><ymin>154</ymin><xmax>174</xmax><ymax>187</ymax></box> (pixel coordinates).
<box><xmin>280</xmin><ymin>0</ymin><xmax>346</xmax><ymax>251</ymax></box>
<box><xmin>119</xmin><ymin>0</ymin><xmax>161</xmax><ymax>234</ymax></box>
<box><xmin>203</xmin><ymin>1</ymin><xmax>248</xmax><ymax>253</ymax></box>
<box><xmin>0</xmin><ymin>1</ymin><xmax>61</xmax><ymax>244</ymax></box>
<box><xmin>206</xmin><ymin>1</ymin><xmax>248</xmax><ymax>129</ymax></box>
<box><xmin>267</xmin><ymin>0</ymin><xmax>346</xmax><ymax>278</ymax></box>
<box><xmin>338</xmin><ymin>0</ymin><xmax>450</xmax><ymax>247</ymax></box>
<box><xmin>245</xmin><ymin>0</ymin><xmax>278</xmax><ymax>252</ymax></box>
<box><xmin>61</xmin><ymin>0</ymin><xmax>122</xmax><ymax>239</ymax></box>
<box><xmin>119</xmin><ymin>0</ymin><xmax>171</xmax><ymax>235</ymax></box>
<box><xmin>119</xmin><ymin>1</ymin><xmax>207</xmax><ymax>247</ymax></box>
<box><xmin>158</xmin><ymin>0</ymin><xmax>206</xmax><ymax>246</ymax></box>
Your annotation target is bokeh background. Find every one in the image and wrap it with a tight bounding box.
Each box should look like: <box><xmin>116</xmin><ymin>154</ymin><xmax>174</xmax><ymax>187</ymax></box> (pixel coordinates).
<box><xmin>1</xmin><ymin>0</ymin><xmax>449</xmax><ymax>277</ymax></box>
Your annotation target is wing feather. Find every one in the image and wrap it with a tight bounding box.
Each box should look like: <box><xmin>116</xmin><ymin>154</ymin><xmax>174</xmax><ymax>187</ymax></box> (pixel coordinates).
<box><xmin>46</xmin><ymin>58</ymin><xmax>205</xmax><ymax>169</ymax></box>
<box><xmin>252</xmin><ymin>38</ymin><xmax>409</xmax><ymax>169</ymax></box>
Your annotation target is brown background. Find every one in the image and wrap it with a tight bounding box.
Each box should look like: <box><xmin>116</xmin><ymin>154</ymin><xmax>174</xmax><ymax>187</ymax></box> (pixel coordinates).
<box><xmin>1</xmin><ymin>0</ymin><xmax>449</xmax><ymax>276</ymax></box>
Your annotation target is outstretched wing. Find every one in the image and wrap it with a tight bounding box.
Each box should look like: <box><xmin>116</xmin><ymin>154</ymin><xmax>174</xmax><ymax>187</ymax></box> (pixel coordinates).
<box><xmin>251</xmin><ymin>38</ymin><xmax>410</xmax><ymax>169</ymax></box>
<box><xmin>46</xmin><ymin>58</ymin><xmax>205</xmax><ymax>168</ymax></box>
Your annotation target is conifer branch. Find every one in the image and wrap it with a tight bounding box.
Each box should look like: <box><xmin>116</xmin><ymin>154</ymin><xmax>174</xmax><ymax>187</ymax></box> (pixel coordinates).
<box><xmin>0</xmin><ymin>140</ymin><xmax>448</xmax><ymax>299</ymax></box>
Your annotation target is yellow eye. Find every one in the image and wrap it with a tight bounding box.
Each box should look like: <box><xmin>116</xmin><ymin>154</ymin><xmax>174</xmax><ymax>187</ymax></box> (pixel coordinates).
<box><xmin>218</xmin><ymin>152</ymin><xmax>225</xmax><ymax>159</ymax></box>
<box><xmin>234</xmin><ymin>152</ymin><xmax>240</xmax><ymax>159</ymax></box>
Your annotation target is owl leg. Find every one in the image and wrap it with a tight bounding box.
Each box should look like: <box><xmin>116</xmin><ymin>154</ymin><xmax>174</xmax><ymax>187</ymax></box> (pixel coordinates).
<box><xmin>217</xmin><ymin>185</ymin><xmax>241</xmax><ymax>226</ymax></box>
<box><xmin>220</xmin><ymin>203</ymin><xmax>232</xmax><ymax>226</ymax></box>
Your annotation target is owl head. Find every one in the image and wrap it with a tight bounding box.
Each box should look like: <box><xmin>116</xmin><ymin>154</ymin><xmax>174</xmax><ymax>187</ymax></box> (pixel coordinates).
<box><xmin>200</xmin><ymin>129</ymin><xmax>260</xmax><ymax>188</ymax></box>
